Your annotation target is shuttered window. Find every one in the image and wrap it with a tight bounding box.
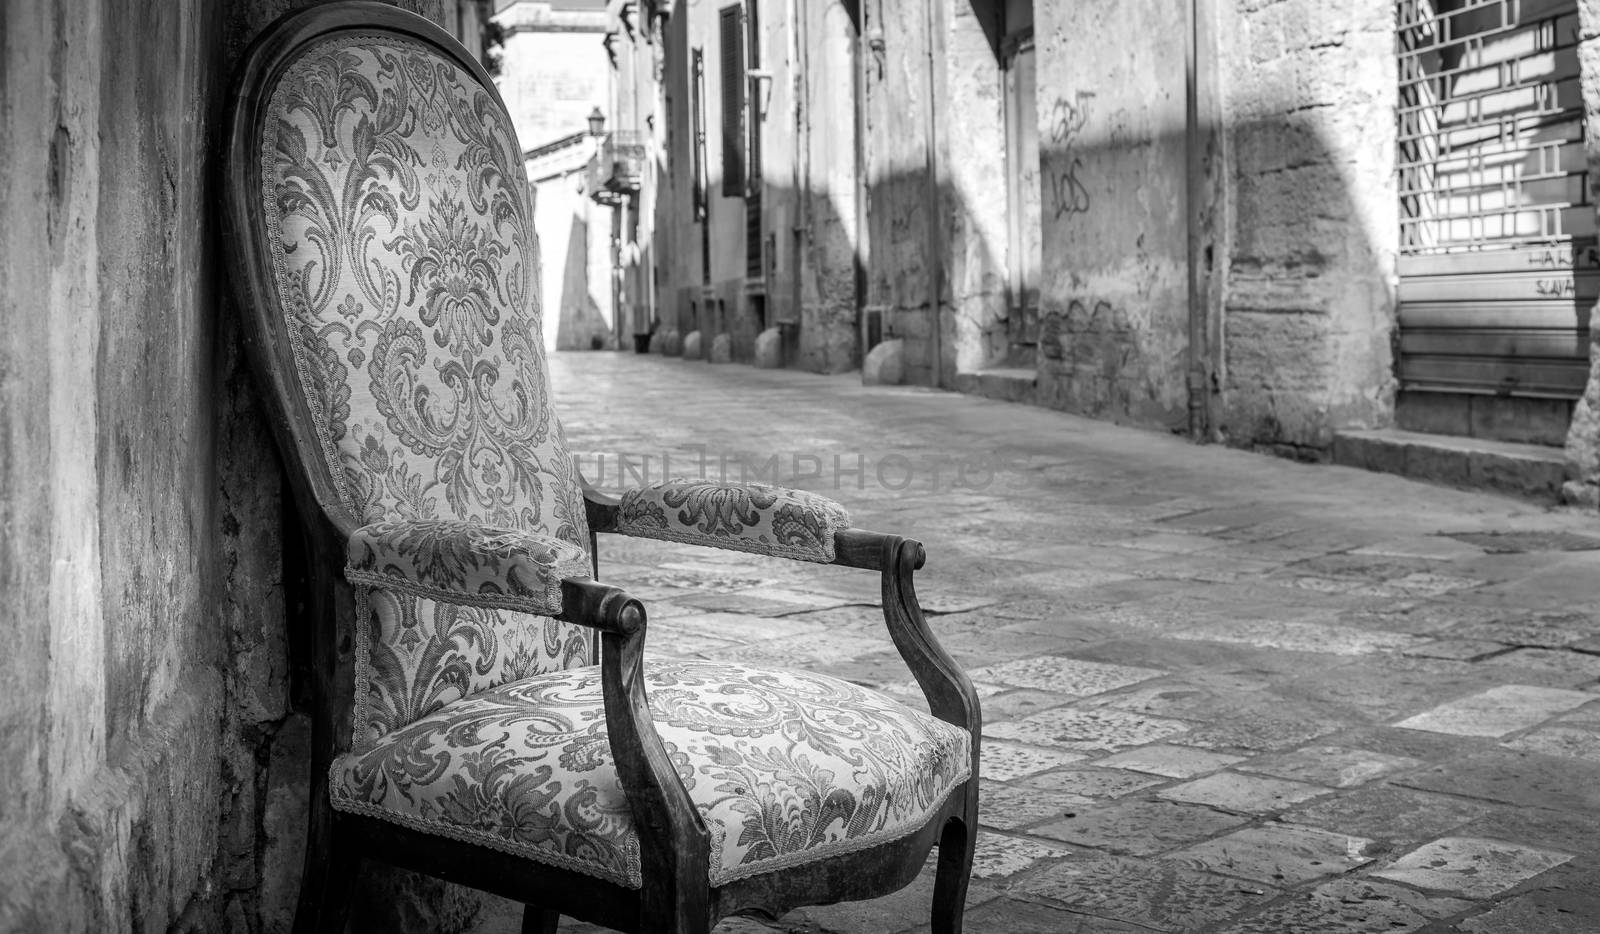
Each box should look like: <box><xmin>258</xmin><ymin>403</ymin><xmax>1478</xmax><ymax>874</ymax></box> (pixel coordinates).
<box><xmin>745</xmin><ymin>0</ymin><xmax>763</xmax><ymax>277</ymax></box>
<box><xmin>720</xmin><ymin>4</ymin><xmax>746</xmax><ymax>198</ymax></box>
<box><xmin>1396</xmin><ymin>0</ymin><xmax>1591</xmax><ymax>398</ymax></box>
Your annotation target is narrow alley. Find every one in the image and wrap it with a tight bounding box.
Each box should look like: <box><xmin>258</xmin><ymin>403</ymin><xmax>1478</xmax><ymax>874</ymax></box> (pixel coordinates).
<box><xmin>480</xmin><ymin>351</ymin><xmax>1600</xmax><ymax>934</ymax></box>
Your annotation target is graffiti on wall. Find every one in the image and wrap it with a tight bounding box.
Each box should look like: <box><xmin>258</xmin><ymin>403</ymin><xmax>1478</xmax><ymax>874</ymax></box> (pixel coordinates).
<box><xmin>1047</xmin><ymin>91</ymin><xmax>1095</xmax><ymax>219</ymax></box>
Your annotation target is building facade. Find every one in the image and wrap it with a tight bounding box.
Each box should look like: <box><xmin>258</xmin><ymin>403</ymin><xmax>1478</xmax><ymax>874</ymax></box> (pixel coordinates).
<box><xmin>494</xmin><ymin>0</ymin><xmax>619</xmax><ymax>350</ymax></box>
<box><xmin>600</xmin><ymin>0</ymin><xmax>1600</xmax><ymax>501</ymax></box>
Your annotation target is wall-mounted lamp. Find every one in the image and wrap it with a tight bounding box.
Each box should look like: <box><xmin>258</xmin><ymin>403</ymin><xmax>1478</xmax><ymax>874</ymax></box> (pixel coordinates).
<box><xmin>587</xmin><ymin>107</ymin><xmax>607</xmax><ymax>137</ymax></box>
<box><xmin>747</xmin><ymin>68</ymin><xmax>774</xmax><ymax>118</ymax></box>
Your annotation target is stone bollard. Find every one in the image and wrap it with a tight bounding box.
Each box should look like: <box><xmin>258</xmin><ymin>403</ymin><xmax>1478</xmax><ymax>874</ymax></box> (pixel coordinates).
<box><xmin>662</xmin><ymin>329</ymin><xmax>682</xmax><ymax>356</ymax></box>
<box><xmin>754</xmin><ymin>327</ymin><xmax>783</xmax><ymax>369</ymax></box>
<box><xmin>862</xmin><ymin>338</ymin><xmax>904</xmax><ymax>386</ymax></box>
<box><xmin>709</xmin><ymin>332</ymin><xmax>733</xmax><ymax>364</ymax></box>
<box><xmin>682</xmin><ymin>330</ymin><xmax>703</xmax><ymax>360</ymax></box>
<box><xmin>648</xmin><ymin>330</ymin><xmax>666</xmax><ymax>354</ymax></box>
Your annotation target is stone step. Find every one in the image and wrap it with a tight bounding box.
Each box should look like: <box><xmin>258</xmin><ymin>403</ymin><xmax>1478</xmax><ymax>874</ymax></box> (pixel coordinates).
<box><xmin>954</xmin><ymin>367</ymin><xmax>1038</xmax><ymax>405</ymax></box>
<box><xmin>1332</xmin><ymin>427</ymin><xmax>1569</xmax><ymax>502</ymax></box>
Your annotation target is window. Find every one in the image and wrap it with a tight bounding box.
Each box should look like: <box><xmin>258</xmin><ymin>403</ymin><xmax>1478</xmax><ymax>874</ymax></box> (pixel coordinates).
<box><xmin>719</xmin><ymin>4</ymin><xmax>746</xmax><ymax>197</ymax></box>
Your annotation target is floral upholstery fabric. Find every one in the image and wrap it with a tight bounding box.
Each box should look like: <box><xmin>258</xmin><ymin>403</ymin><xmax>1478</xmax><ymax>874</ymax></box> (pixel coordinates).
<box><xmin>330</xmin><ymin>659</ymin><xmax>971</xmax><ymax>888</ymax></box>
<box><xmin>347</xmin><ymin>519</ymin><xmax>591</xmax><ymax>617</ymax></box>
<box><xmin>617</xmin><ymin>479</ymin><xmax>852</xmax><ymax>563</ymax></box>
<box><xmin>260</xmin><ymin>36</ymin><xmax>595</xmax><ymax>744</ymax></box>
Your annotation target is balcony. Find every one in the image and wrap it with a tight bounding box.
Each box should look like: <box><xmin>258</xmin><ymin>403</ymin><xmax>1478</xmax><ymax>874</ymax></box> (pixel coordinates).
<box><xmin>592</xmin><ymin>130</ymin><xmax>644</xmax><ymax>196</ymax></box>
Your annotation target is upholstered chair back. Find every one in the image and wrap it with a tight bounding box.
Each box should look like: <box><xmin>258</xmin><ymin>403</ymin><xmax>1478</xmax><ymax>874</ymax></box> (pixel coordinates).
<box><xmin>255</xmin><ymin>32</ymin><xmax>593</xmax><ymax>746</ymax></box>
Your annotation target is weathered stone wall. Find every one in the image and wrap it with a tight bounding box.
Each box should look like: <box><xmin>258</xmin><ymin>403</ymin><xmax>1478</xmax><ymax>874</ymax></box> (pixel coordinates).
<box><xmin>1217</xmin><ymin>0</ymin><xmax>1398</xmax><ymax>454</ymax></box>
<box><xmin>941</xmin><ymin>1</ymin><xmax>1009</xmax><ymax>376</ymax></box>
<box><xmin>494</xmin><ymin>2</ymin><xmax>608</xmax><ymax>153</ymax></box>
<box><xmin>0</xmin><ymin>1</ymin><xmax>497</xmax><ymax>931</ymax></box>
<box><xmin>1562</xmin><ymin>0</ymin><xmax>1600</xmax><ymax>507</ymax></box>
<box><xmin>1032</xmin><ymin>0</ymin><xmax>1191</xmax><ymax>430</ymax></box>
<box><xmin>861</xmin><ymin>0</ymin><xmax>942</xmax><ymax>386</ymax></box>
<box><xmin>789</xmin><ymin>2</ymin><xmax>859</xmax><ymax>373</ymax></box>
<box><xmin>2</xmin><ymin>4</ymin><xmax>227</xmax><ymax>929</ymax></box>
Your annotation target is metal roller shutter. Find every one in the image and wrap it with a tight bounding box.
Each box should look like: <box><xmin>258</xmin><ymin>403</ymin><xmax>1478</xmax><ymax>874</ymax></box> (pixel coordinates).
<box><xmin>1396</xmin><ymin>0</ymin><xmax>1591</xmax><ymax>398</ymax></box>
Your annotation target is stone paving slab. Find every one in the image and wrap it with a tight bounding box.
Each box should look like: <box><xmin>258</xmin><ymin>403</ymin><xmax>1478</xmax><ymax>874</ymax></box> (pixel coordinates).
<box><xmin>1015</xmin><ymin>856</ymin><xmax>1282</xmax><ymax>931</ymax></box>
<box><xmin>464</xmin><ymin>354</ymin><xmax>1600</xmax><ymax>934</ymax></box>
<box><xmin>969</xmin><ymin>830</ymin><xmax>1074</xmax><ymax>879</ymax></box>
<box><xmin>1094</xmin><ymin>744</ymin><xmax>1245</xmax><ymax>778</ymax></box>
<box><xmin>1169</xmin><ymin>618</ymin><xmax>1423</xmax><ymax>656</ymax></box>
<box><xmin>1372</xmin><ymin>836</ymin><xmax>1573</xmax><ymax>898</ymax></box>
<box><xmin>977</xmin><ymin>780</ymin><xmax>1086</xmax><ymax>830</ymax></box>
<box><xmin>1034</xmin><ymin>800</ymin><xmax>1249</xmax><ymax>856</ymax></box>
<box><xmin>1157</xmin><ymin>772</ymin><xmax>1331</xmax><ymax>814</ymax></box>
<box><xmin>1209</xmin><ymin>879</ymin><xmax>1471</xmax><ymax>934</ymax></box>
<box><xmin>1285</xmin><ymin>784</ymin><xmax>1495</xmax><ymax>847</ymax></box>
<box><xmin>1164</xmin><ymin>824</ymin><xmax>1377</xmax><ymax>886</ymax></box>
<box><xmin>966</xmin><ymin>656</ymin><xmax>1165</xmax><ymax>696</ymax></box>
<box><xmin>1393</xmin><ymin>684</ymin><xmax>1594</xmax><ymax>737</ymax></box>
<box><xmin>1234</xmin><ymin>745</ymin><xmax>1422</xmax><ymax>788</ymax></box>
<box><xmin>986</xmin><ymin>706</ymin><xmax>1191</xmax><ymax>752</ymax></box>
<box><xmin>980</xmin><ymin>740</ymin><xmax>1088</xmax><ymax>781</ymax></box>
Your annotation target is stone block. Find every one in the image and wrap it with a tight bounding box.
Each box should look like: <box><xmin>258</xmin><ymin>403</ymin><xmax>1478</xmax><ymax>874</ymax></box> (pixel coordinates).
<box><xmin>1396</xmin><ymin>391</ymin><xmax>1472</xmax><ymax>437</ymax></box>
<box><xmin>966</xmin><ymin>657</ymin><xmax>1164</xmax><ymax>697</ymax></box>
<box><xmin>986</xmin><ymin>706</ymin><xmax>1190</xmax><ymax>752</ymax></box>
<box><xmin>1035</xmin><ymin>800</ymin><xmax>1247</xmax><ymax>856</ymax></box>
<box><xmin>1393</xmin><ymin>685</ymin><xmax>1593</xmax><ymax>738</ymax></box>
<box><xmin>709</xmin><ymin>332</ymin><xmax>732</xmax><ymax>364</ymax></box>
<box><xmin>753</xmin><ymin>327</ymin><xmax>782</xmax><ymax>369</ymax></box>
<box><xmin>1404</xmin><ymin>441</ymin><xmax>1471</xmax><ymax>486</ymax></box>
<box><xmin>681</xmin><ymin>330</ymin><xmax>703</xmax><ymax>360</ymax></box>
<box><xmin>1095</xmin><ymin>745</ymin><xmax>1245</xmax><ymax>779</ymax></box>
<box><xmin>1016</xmin><ymin>856</ymin><xmax>1278</xmax><ymax>929</ymax></box>
<box><xmin>1469</xmin><ymin>395</ymin><xmax>1572</xmax><ymax>446</ymax></box>
<box><xmin>1158</xmin><ymin>771</ymin><xmax>1330</xmax><ymax>813</ymax></box>
<box><xmin>862</xmin><ymin>338</ymin><xmax>905</xmax><ymax>385</ymax></box>
<box><xmin>1373</xmin><ymin>837</ymin><xmax>1572</xmax><ymax>898</ymax></box>
<box><xmin>1467</xmin><ymin>447</ymin><xmax>1566</xmax><ymax>499</ymax></box>
<box><xmin>981</xmin><ymin>741</ymin><xmax>1088</xmax><ymax>781</ymax></box>
<box><xmin>970</xmin><ymin>833</ymin><xmax>1073</xmax><ymax>880</ymax></box>
<box><xmin>1236</xmin><ymin>745</ymin><xmax>1422</xmax><ymax>788</ymax></box>
<box><xmin>1166</xmin><ymin>824</ymin><xmax>1376</xmax><ymax>886</ymax></box>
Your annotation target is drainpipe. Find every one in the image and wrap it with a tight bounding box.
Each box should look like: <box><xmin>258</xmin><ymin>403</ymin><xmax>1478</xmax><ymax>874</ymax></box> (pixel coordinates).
<box><xmin>922</xmin><ymin>0</ymin><xmax>944</xmax><ymax>388</ymax></box>
<box><xmin>1184</xmin><ymin>0</ymin><xmax>1212</xmax><ymax>438</ymax></box>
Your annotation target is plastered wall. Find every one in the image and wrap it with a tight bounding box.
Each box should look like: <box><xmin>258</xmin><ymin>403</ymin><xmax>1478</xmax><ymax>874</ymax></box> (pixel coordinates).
<box><xmin>0</xmin><ymin>1</ymin><xmax>509</xmax><ymax>931</ymax></box>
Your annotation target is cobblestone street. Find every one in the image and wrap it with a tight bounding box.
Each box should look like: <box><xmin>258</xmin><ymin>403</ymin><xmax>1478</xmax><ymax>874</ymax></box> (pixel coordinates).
<box><xmin>488</xmin><ymin>352</ymin><xmax>1600</xmax><ymax>934</ymax></box>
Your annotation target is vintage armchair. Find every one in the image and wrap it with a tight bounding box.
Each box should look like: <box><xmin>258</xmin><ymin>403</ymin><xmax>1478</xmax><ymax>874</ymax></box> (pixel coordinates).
<box><xmin>221</xmin><ymin>4</ymin><xmax>980</xmax><ymax>933</ymax></box>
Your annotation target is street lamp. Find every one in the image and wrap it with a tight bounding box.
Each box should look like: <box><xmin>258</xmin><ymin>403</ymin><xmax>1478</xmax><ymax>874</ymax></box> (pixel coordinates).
<box><xmin>587</xmin><ymin>107</ymin><xmax>607</xmax><ymax>138</ymax></box>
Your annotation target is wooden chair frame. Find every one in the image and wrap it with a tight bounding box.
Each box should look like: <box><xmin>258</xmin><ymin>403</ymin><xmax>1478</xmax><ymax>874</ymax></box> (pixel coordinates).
<box><xmin>221</xmin><ymin>5</ymin><xmax>981</xmax><ymax>932</ymax></box>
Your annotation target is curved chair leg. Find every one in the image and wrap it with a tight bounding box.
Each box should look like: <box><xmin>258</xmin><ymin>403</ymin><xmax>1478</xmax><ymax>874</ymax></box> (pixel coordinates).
<box><xmin>293</xmin><ymin>797</ymin><xmax>359</xmax><ymax>934</ymax></box>
<box><xmin>931</xmin><ymin>815</ymin><xmax>976</xmax><ymax>934</ymax></box>
<box><xmin>521</xmin><ymin>906</ymin><xmax>560</xmax><ymax>933</ymax></box>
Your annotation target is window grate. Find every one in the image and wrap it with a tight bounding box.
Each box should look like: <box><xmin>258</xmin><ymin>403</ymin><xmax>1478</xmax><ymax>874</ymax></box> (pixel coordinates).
<box><xmin>1397</xmin><ymin>0</ymin><xmax>1589</xmax><ymax>254</ymax></box>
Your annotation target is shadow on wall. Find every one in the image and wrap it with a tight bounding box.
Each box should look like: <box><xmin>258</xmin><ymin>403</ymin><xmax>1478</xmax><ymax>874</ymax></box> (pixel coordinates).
<box><xmin>878</xmin><ymin>112</ymin><xmax>1394</xmax><ymax>454</ymax></box>
<box><xmin>555</xmin><ymin>211</ymin><xmax>612</xmax><ymax>350</ymax></box>
<box><xmin>644</xmin><ymin>113</ymin><xmax>1394</xmax><ymax>455</ymax></box>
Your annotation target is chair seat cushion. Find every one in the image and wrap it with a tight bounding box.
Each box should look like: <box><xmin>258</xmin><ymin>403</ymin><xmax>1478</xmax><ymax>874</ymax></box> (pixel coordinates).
<box><xmin>329</xmin><ymin>659</ymin><xmax>971</xmax><ymax>888</ymax></box>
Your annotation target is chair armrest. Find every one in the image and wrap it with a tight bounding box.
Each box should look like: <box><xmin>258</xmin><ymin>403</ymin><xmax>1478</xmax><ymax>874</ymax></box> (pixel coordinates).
<box><xmin>606</xmin><ymin>478</ymin><xmax>852</xmax><ymax>563</ymax></box>
<box><xmin>345</xmin><ymin>519</ymin><xmax>593</xmax><ymax>618</ymax></box>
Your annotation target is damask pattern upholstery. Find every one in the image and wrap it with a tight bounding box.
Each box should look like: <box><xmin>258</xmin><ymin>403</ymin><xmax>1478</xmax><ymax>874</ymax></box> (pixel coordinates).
<box><xmin>347</xmin><ymin>519</ymin><xmax>591</xmax><ymax>617</ymax></box>
<box><xmin>260</xmin><ymin>36</ymin><xmax>598</xmax><ymax>744</ymax></box>
<box><xmin>616</xmin><ymin>479</ymin><xmax>852</xmax><ymax>563</ymax></box>
<box><xmin>329</xmin><ymin>660</ymin><xmax>972</xmax><ymax>888</ymax></box>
